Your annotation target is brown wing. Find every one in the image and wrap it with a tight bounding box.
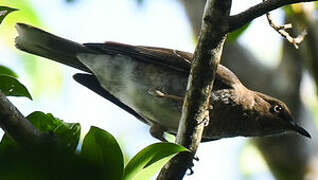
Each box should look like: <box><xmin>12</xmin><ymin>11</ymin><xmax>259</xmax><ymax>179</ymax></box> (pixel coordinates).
<box><xmin>139</xmin><ymin>46</ymin><xmax>242</xmax><ymax>89</ymax></box>
<box><xmin>84</xmin><ymin>42</ymin><xmax>242</xmax><ymax>90</ymax></box>
<box><xmin>84</xmin><ymin>42</ymin><xmax>190</xmax><ymax>73</ymax></box>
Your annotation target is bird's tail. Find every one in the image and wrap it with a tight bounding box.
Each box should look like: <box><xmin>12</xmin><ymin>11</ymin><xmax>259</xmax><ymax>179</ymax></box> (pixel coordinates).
<box><xmin>15</xmin><ymin>23</ymin><xmax>94</xmax><ymax>72</ymax></box>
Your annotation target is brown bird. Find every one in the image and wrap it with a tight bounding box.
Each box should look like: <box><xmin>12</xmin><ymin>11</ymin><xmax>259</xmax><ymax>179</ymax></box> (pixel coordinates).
<box><xmin>15</xmin><ymin>23</ymin><xmax>311</xmax><ymax>141</ymax></box>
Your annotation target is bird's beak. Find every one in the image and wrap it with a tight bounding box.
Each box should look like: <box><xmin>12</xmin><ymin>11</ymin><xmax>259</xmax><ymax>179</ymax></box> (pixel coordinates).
<box><xmin>289</xmin><ymin>120</ymin><xmax>311</xmax><ymax>138</ymax></box>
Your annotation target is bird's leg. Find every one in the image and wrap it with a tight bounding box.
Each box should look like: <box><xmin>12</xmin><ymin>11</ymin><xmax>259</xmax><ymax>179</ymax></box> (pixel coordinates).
<box><xmin>149</xmin><ymin>122</ymin><xmax>168</xmax><ymax>142</ymax></box>
<box><xmin>148</xmin><ymin>89</ymin><xmax>184</xmax><ymax>101</ymax></box>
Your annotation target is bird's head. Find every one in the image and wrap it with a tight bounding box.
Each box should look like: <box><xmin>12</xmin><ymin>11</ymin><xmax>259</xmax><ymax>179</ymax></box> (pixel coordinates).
<box><xmin>251</xmin><ymin>92</ymin><xmax>311</xmax><ymax>138</ymax></box>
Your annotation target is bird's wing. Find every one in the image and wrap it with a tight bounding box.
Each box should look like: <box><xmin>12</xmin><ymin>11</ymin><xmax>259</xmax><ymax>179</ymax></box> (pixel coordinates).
<box><xmin>73</xmin><ymin>73</ymin><xmax>149</xmax><ymax>124</ymax></box>
<box><xmin>84</xmin><ymin>42</ymin><xmax>191</xmax><ymax>73</ymax></box>
<box><xmin>84</xmin><ymin>42</ymin><xmax>240</xmax><ymax>90</ymax></box>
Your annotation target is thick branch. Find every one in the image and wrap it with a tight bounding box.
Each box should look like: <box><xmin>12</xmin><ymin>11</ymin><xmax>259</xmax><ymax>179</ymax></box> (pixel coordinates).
<box><xmin>229</xmin><ymin>0</ymin><xmax>315</xmax><ymax>32</ymax></box>
<box><xmin>0</xmin><ymin>91</ymin><xmax>52</xmax><ymax>149</ymax></box>
<box><xmin>157</xmin><ymin>0</ymin><xmax>231</xmax><ymax>179</ymax></box>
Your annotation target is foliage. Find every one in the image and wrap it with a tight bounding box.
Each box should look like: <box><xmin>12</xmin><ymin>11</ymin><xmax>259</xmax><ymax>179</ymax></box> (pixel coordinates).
<box><xmin>0</xmin><ymin>6</ymin><xmax>17</xmax><ymax>24</ymax></box>
<box><xmin>0</xmin><ymin>111</ymin><xmax>81</xmax><ymax>153</ymax></box>
<box><xmin>0</xmin><ymin>65</ymin><xmax>17</xmax><ymax>77</ymax></box>
<box><xmin>0</xmin><ymin>2</ymin><xmax>63</xmax><ymax>98</ymax></box>
<box><xmin>0</xmin><ymin>114</ymin><xmax>187</xmax><ymax>180</ymax></box>
<box><xmin>0</xmin><ymin>63</ymin><xmax>32</xmax><ymax>99</ymax></box>
<box><xmin>0</xmin><ymin>74</ymin><xmax>32</xmax><ymax>99</ymax></box>
<box><xmin>81</xmin><ymin>126</ymin><xmax>124</xmax><ymax>180</ymax></box>
<box><xmin>123</xmin><ymin>142</ymin><xmax>188</xmax><ymax>180</ymax></box>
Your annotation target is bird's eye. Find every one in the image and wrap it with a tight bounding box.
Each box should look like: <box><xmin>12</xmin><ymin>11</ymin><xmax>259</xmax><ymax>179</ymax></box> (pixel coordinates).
<box><xmin>272</xmin><ymin>105</ymin><xmax>282</xmax><ymax>113</ymax></box>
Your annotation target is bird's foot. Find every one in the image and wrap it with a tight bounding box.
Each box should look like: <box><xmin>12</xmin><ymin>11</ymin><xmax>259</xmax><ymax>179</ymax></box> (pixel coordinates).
<box><xmin>148</xmin><ymin>89</ymin><xmax>184</xmax><ymax>101</ymax></box>
<box><xmin>193</xmin><ymin>155</ymin><xmax>199</xmax><ymax>161</ymax></box>
<box><xmin>187</xmin><ymin>167</ymin><xmax>194</xmax><ymax>176</ymax></box>
<box><xmin>186</xmin><ymin>155</ymin><xmax>199</xmax><ymax>176</ymax></box>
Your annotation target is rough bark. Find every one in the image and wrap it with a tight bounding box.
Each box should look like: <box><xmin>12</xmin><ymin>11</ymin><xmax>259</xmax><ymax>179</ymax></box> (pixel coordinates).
<box><xmin>157</xmin><ymin>1</ymin><xmax>232</xmax><ymax>179</ymax></box>
<box><xmin>0</xmin><ymin>91</ymin><xmax>54</xmax><ymax>149</ymax></box>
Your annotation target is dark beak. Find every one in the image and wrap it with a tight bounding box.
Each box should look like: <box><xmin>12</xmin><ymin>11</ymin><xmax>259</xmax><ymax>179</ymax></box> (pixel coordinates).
<box><xmin>289</xmin><ymin>120</ymin><xmax>311</xmax><ymax>138</ymax></box>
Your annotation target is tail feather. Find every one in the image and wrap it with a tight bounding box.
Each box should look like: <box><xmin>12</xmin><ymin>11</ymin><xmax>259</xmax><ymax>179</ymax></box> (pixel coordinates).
<box><xmin>15</xmin><ymin>23</ymin><xmax>94</xmax><ymax>72</ymax></box>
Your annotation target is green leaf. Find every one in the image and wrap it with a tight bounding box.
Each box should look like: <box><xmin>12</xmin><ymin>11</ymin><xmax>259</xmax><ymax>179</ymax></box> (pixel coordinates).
<box><xmin>0</xmin><ymin>65</ymin><xmax>18</xmax><ymax>77</ymax></box>
<box><xmin>0</xmin><ymin>0</ymin><xmax>41</xmax><ymax>46</ymax></box>
<box><xmin>0</xmin><ymin>111</ymin><xmax>80</xmax><ymax>153</ymax></box>
<box><xmin>0</xmin><ymin>112</ymin><xmax>87</xmax><ymax>179</ymax></box>
<box><xmin>227</xmin><ymin>23</ymin><xmax>250</xmax><ymax>43</ymax></box>
<box><xmin>0</xmin><ymin>134</ymin><xmax>20</xmax><ymax>154</ymax></box>
<box><xmin>0</xmin><ymin>74</ymin><xmax>32</xmax><ymax>99</ymax></box>
<box><xmin>1</xmin><ymin>1</ymin><xmax>64</xmax><ymax>98</ymax></box>
<box><xmin>81</xmin><ymin>126</ymin><xmax>124</xmax><ymax>180</ymax></box>
<box><xmin>27</xmin><ymin>111</ymin><xmax>81</xmax><ymax>151</ymax></box>
<box><xmin>123</xmin><ymin>142</ymin><xmax>188</xmax><ymax>180</ymax></box>
<box><xmin>0</xmin><ymin>6</ymin><xmax>17</xmax><ymax>24</ymax></box>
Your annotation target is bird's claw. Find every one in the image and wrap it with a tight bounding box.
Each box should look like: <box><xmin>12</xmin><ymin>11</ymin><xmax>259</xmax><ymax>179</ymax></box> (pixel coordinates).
<box><xmin>186</xmin><ymin>154</ymin><xmax>199</xmax><ymax>176</ymax></box>
<box><xmin>187</xmin><ymin>167</ymin><xmax>194</xmax><ymax>176</ymax></box>
<box><xmin>193</xmin><ymin>155</ymin><xmax>199</xmax><ymax>161</ymax></box>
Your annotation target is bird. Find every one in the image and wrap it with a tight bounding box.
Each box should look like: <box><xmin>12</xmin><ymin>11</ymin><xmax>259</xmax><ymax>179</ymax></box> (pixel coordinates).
<box><xmin>14</xmin><ymin>23</ymin><xmax>311</xmax><ymax>142</ymax></box>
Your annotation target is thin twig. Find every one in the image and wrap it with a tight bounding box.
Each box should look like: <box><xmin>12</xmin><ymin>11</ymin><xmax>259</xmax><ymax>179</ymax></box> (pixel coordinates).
<box><xmin>229</xmin><ymin>0</ymin><xmax>316</xmax><ymax>32</ymax></box>
<box><xmin>264</xmin><ymin>0</ymin><xmax>307</xmax><ymax>49</ymax></box>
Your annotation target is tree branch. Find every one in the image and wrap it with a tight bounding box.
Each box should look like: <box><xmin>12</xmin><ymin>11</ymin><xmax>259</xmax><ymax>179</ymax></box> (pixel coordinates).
<box><xmin>229</xmin><ymin>0</ymin><xmax>316</xmax><ymax>32</ymax></box>
<box><xmin>157</xmin><ymin>0</ymin><xmax>232</xmax><ymax>179</ymax></box>
<box><xmin>0</xmin><ymin>91</ymin><xmax>53</xmax><ymax>149</ymax></box>
<box><xmin>264</xmin><ymin>0</ymin><xmax>307</xmax><ymax>49</ymax></box>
